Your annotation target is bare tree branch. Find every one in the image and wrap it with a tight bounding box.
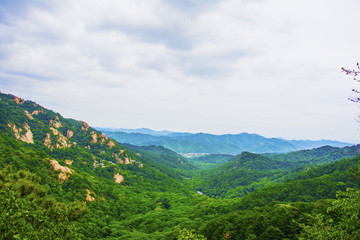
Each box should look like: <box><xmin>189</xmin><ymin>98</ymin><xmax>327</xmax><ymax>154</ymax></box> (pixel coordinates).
<box><xmin>343</xmin><ymin>62</ymin><xmax>360</xmax><ymax>102</ymax></box>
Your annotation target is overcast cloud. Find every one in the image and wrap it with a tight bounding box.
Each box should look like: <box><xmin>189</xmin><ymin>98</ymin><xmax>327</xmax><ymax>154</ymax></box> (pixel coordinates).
<box><xmin>1</xmin><ymin>0</ymin><xmax>360</xmax><ymax>143</ymax></box>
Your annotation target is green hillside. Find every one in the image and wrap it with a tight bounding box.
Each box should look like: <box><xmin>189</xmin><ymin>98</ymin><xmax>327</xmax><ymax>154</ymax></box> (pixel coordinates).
<box><xmin>187</xmin><ymin>154</ymin><xmax>235</xmax><ymax>170</ymax></box>
<box><xmin>192</xmin><ymin>147</ymin><xmax>358</xmax><ymax>198</ymax></box>
<box><xmin>1</xmin><ymin>92</ymin><xmax>360</xmax><ymax>239</ymax></box>
<box><xmin>121</xmin><ymin>144</ymin><xmax>197</xmax><ymax>179</ymax></box>
<box><xmin>264</xmin><ymin>145</ymin><xmax>358</xmax><ymax>166</ymax></box>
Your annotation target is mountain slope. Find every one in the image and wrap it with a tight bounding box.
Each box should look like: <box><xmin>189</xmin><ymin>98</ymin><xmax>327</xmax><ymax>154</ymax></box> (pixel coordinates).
<box><xmin>0</xmin><ymin>93</ymin><xmax>200</xmax><ymax>237</ymax></box>
<box><xmin>0</xmin><ymin>93</ymin><xmax>198</xmax><ymax>191</ymax></box>
<box><xmin>192</xmin><ymin>146</ymin><xmax>358</xmax><ymax>198</ymax></box>
<box><xmin>236</xmin><ymin>155</ymin><xmax>360</xmax><ymax>209</ymax></box>
<box><xmin>121</xmin><ymin>144</ymin><xmax>197</xmax><ymax>179</ymax></box>
<box><xmin>187</xmin><ymin>154</ymin><xmax>235</xmax><ymax>170</ymax></box>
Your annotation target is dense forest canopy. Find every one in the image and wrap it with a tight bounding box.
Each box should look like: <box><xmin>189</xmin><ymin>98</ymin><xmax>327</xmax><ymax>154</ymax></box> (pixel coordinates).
<box><xmin>0</xmin><ymin>92</ymin><xmax>359</xmax><ymax>239</ymax></box>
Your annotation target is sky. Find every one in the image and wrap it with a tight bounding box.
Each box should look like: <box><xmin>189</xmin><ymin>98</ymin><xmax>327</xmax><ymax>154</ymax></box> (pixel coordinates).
<box><xmin>0</xmin><ymin>0</ymin><xmax>360</xmax><ymax>143</ymax></box>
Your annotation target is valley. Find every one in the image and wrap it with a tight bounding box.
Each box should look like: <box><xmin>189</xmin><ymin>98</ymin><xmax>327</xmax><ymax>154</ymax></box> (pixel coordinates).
<box><xmin>1</xmin><ymin>92</ymin><xmax>360</xmax><ymax>239</ymax></box>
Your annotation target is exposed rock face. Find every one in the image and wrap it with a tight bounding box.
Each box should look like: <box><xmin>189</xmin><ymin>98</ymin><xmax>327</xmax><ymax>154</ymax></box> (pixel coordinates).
<box><xmin>111</xmin><ymin>151</ymin><xmax>143</xmax><ymax>167</ymax></box>
<box><xmin>13</xmin><ymin>96</ymin><xmax>24</xmax><ymax>104</ymax></box>
<box><xmin>44</xmin><ymin>133</ymin><xmax>52</xmax><ymax>149</ymax></box>
<box><xmin>49</xmin><ymin>159</ymin><xmax>74</xmax><ymax>183</ymax></box>
<box><xmin>99</xmin><ymin>133</ymin><xmax>107</xmax><ymax>144</ymax></box>
<box><xmin>66</xmin><ymin>130</ymin><xmax>74</xmax><ymax>138</ymax></box>
<box><xmin>32</xmin><ymin>109</ymin><xmax>44</xmax><ymax>115</ymax></box>
<box><xmin>91</xmin><ymin>132</ymin><xmax>97</xmax><ymax>143</ymax></box>
<box><xmin>113</xmin><ymin>153</ymin><xmax>123</xmax><ymax>164</ymax></box>
<box><xmin>56</xmin><ymin>134</ymin><xmax>69</xmax><ymax>149</ymax></box>
<box><xmin>49</xmin><ymin>117</ymin><xmax>62</xmax><ymax>129</ymax></box>
<box><xmin>80</xmin><ymin>121</ymin><xmax>90</xmax><ymax>131</ymax></box>
<box><xmin>107</xmin><ymin>140</ymin><xmax>115</xmax><ymax>148</ymax></box>
<box><xmin>8</xmin><ymin>123</ymin><xmax>34</xmax><ymax>144</ymax></box>
<box><xmin>22</xmin><ymin>123</ymin><xmax>34</xmax><ymax>143</ymax></box>
<box><xmin>50</xmin><ymin>127</ymin><xmax>59</xmax><ymax>135</ymax></box>
<box><xmin>114</xmin><ymin>173</ymin><xmax>124</xmax><ymax>184</ymax></box>
<box><xmin>65</xmin><ymin>160</ymin><xmax>73</xmax><ymax>165</ymax></box>
<box><xmin>46</xmin><ymin>127</ymin><xmax>70</xmax><ymax>149</ymax></box>
<box><xmin>85</xmin><ymin>189</ymin><xmax>95</xmax><ymax>202</ymax></box>
<box><xmin>24</xmin><ymin>110</ymin><xmax>34</xmax><ymax>120</ymax></box>
<box><xmin>90</xmin><ymin>132</ymin><xmax>110</xmax><ymax>145</ymax></box>
<box><xmin>53</xmin><ymin>121</ymin><xmax>62</xmax><ymax>129</ymax></box>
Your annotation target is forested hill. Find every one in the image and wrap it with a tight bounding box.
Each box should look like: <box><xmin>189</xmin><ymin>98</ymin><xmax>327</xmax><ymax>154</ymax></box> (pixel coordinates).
<box><xmin>100</xmin><ymin>129</ymin><xmax>352</xmax><ymax>154</ymax></box>
<box><xmin>263</xmin><ymin>145</ymin><xmax>358</xmax><ymax>166</ymax></box>
<box><xmin>1</xmin><ymin>92</ymin><xmax>360</xmax><ymax>239</ymax></box>
<box><xmin>0</xmin><ymin>92</ymin><xmax>198</xmax><ymax>190</ymax></box>
<box><xmin>0</xmin><ymin>92</ymin><xmax>195</xmax><ymax>238</ymax></box>
<box><xmin>191</xmin><ymin>146</ymin><xmax>358</xmax><ymax>198</ymax></box>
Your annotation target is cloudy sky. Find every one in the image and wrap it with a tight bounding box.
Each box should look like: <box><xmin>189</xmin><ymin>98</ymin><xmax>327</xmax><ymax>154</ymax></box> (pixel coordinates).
<box><xmin>1</xmin><ymin>0</ymin><xmax>360</xmax><ymax>143</ymax></box>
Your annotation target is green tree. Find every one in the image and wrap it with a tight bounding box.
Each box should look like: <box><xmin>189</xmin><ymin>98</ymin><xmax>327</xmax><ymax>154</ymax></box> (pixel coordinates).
<box><xmin>298</xmin><ymin>163</ymin><xmax>360</xmax><ymax>240</ymax></box>
<box><xmin>175</xmin><ymin>226</ymin><xmax>206</xmax><ymax>240</ymax></box>
<box><xmin>0</xmin><ymin>167</ymin><xmax>88</xmax><ymax>239</ymax></box>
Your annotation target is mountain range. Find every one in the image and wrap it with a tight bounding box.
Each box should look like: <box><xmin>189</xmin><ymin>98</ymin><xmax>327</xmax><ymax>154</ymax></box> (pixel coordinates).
<box><xmin>96</xmin><ymin>127</ymin><xmax>352</xmax><ymax>154</ymax></box>
<box><xmin>1</xmin><ymin>92</ymin><xmax>360</xmax><ymax>239</ymax></box>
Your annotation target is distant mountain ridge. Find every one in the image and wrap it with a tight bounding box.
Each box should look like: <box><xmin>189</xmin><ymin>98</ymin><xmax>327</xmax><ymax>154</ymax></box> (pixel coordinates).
<box><xmin>95</xmin><ymin>127</ymin><xmax>178</xmax><ymax>136</ymax></box>
<box><xmin>97</xmin><ymin>128</ymin><xmax>353</xmax><ymax>154</ymax></box>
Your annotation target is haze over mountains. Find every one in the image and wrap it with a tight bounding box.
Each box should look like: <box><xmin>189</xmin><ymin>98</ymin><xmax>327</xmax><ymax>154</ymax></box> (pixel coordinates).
<box><xmin>96</xmin><ymin>127</ymin><xmax>352</xmax><ymax>155</ymax></box>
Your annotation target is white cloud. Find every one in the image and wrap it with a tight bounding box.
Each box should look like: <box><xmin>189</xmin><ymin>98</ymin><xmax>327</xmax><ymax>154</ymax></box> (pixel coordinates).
<box><xmin>0</xmin><ymin>0</ymin><xmax>359</xmax><ymax>143</ymax></box>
